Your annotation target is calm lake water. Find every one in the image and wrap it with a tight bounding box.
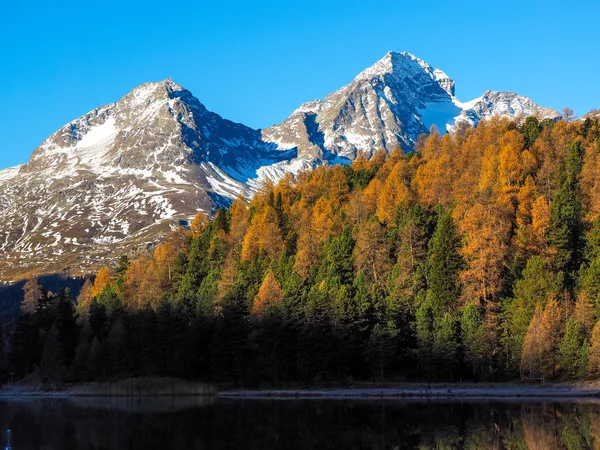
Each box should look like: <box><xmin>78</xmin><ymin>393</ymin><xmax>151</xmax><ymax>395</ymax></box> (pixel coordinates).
<box><xmin>0</xmin><ymin>396</ymin><xmax>598</xmax><ymax>449</ymax></box>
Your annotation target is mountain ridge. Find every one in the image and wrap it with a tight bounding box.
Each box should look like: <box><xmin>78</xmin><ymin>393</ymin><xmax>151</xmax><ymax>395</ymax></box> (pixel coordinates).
<box><xmin>0</xmin><ymin>51</ymin><xmax>561</xmax><ymax>281</ymax></box>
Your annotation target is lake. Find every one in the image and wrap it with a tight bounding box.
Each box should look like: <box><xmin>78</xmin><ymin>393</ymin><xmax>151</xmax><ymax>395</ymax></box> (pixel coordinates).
<box><xmin>0</xmin><ymin>396</ymin><xmax>597</xmax><ymax>449</ymax></box>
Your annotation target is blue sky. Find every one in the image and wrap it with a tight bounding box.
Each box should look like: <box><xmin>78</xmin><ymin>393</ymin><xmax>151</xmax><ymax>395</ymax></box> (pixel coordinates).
<box><xmin>1</xmin><ymin>0</ymin><xmax>598</xmax><ymax>170</ymax></box>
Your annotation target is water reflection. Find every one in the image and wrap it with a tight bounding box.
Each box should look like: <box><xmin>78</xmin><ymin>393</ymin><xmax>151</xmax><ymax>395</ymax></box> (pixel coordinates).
<box><xmin>0</xmin><ymin>397</ymin><xmax>599</xmax><ymax>449</ymax></box>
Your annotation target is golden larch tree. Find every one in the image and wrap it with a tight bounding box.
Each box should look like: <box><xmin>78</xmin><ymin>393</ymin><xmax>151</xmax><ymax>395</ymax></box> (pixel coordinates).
<box><xmin>252</xmin><ymin>271</ymin><xmax>283</xmax><ymax>317</ymax></box>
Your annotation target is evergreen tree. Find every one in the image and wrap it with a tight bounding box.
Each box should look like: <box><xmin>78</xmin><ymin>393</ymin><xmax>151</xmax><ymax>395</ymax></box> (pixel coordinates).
<box><xmin>73</xmin><ymin>323</ymin><xmax>92</xmax><ymax>380</ymax></box>
<box><xmin>318</xmin><ymin>227</ymin><xmax>355</xmax><ymax>286</ymax></box>
<box><xmin>434</xmin><ymin>313</ymin><xmax>459</xmax><ymax>379</ymax></box>
<box><xmin>88</xmin><ymin>298</ymin><xmax>107</xmax><ymax>339</ymax></box>
<box><xmin>176</xmin><ymin>229</ymin><xmax>212</xmax><ymax>315</ymax></box>
<box><xmin>40</xmin><ymin>324</ymin><xmax>64</xmax><ymax>388</ymax></box>
<box><xmin>549</xmin><ymin>140</ymin><xmax>585</xmax><ymax>283</ymax></box>
<box><xmin>364</xmin><ymin>322</ymin><xmax>398</xmax><ymax>383</ymax></box>
<box><xmin>461</xmin><ymin>304</ymin><xmax>486</xmax><ymax>379</ymax></box>
<box><xmin>521</xmin><ymin>116</ymin><xmax>541</xmax><ymax>148</ymax></box>
<box><xmin>427</xmin><ymin>210</ymin><xmax>464</xmax><ymax>315</ymax></box>
<box><xmin>96</xmin><ymin>284</ymin><xmax>123</xmax><ymax>320</ymax></box>
<box><xmin>87</xmin><ymin>336</ymin><xmax>102</xmax><ymax>379</ymax></box>
<box><xmin>106</xmin><ymin>320</ymin><xmax>128</xmax><ymax>376</ymax></box>
<box><xmin>502</xmin><ymin>256</ymin><xmax>562</xmax><ymax>371</ymax></box>
<box><xmin>559</xmin><ymin>317</ymin><xmax>584</xmax><ymax>379</ymax></box>
<box><xmin>56</xmin><ymin>297</ymin><xmax>78</xmax><ymax>367</ymax></box>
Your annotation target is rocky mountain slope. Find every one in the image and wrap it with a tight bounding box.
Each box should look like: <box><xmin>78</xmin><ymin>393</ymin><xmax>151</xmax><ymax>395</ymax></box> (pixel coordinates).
<box><xmin>0</xmin><ymin>52</ymin><xmax>559</xmax><ymax>281</ymax></box>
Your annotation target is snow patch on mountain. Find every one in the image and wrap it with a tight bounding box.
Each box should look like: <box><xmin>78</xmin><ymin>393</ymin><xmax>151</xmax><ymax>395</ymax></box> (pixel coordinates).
<box><xmin>0</xmin><ymin>165</ymin><xmax>23</xmax><ymax>182</ymax></box>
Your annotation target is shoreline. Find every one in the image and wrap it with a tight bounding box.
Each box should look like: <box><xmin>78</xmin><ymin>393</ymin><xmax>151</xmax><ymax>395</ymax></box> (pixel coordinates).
<box><xmin>218</xmin><ymin>382</ymin><xmax>600</xmax><ymax>401</ymax></box>
<box><xmin>0</xmin><ymin>377</ymin><xmax>216</xmax><ymax>398</ymax></box>
<box><xmin>3</xmin><ymin>381</ymin><xmax>600</xmax><ymax>400</ymax></box>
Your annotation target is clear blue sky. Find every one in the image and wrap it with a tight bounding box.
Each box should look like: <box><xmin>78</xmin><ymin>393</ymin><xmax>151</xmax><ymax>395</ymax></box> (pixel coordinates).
<box><xmin>1</xmin><ymin>0</ymin><xmax>598</xmax><ymax>170</ymax></box>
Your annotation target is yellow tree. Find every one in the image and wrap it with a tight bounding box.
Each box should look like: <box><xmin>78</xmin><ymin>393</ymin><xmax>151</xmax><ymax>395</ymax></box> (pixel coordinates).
<box><xmin>190</xmin><ymin>211</ymin><xmax>209</xmax><ymax>234</ymax></box>
<box><xmin>459</xmin><ymin>203</ymin><xmax>509</xmax><ymax>309</ymax></box>
<box><xmin>515</xmin><ymin>176</ymin><xmax>537</xmax><ymax>255</ymax></box>
<box><xmin>241</xmin><ymin>206</ymin><xmax>283</xmax><ymax>262</ymax></box>
<box><xmin>76</xmin><ymin>278</ymin><xmax>95</xmax><ymax>315</ymax></box>
<box><xmin>530</xmin><ymin>195</ymin><xmax>552</xmax><ymax>258</ymax></box>
<box><xmin>92</xmin><ymin>267</ymin><xmax>112</xmax><ymax>297</ymax></box>
<box><xmin>354</xmin><ymin>219</ymin><xmax>392</xmax><ymax>285</ymax></box>
<box><xmin>228</xmin><ymin>197</ymin><xmax>250</xmax><ymax>247</ymax></box>
<box><xmin>252</xmin><ymin>271</ymin><xmax>283</xmax><ymax>317</ymax></box>
<box><xmin>376</xmin><ymin>159</ymin><xmax>412</xmax><ymax>223</ymax></box>
<box><xmin>498</xmin><ymin>130</ymin><xmax>525</xmax><ymax>189</ymax></box>
<box><xmin>520</xmin><ymin>298</ymin><xmax>562</xmax><ymax>380</ymax></box>
<box><xmin>122</xmin><ymin>257</ymin><xmax>149</xmax><ymax>309</ymax></box>
<box><xmin>574</xmin><ymin>291</ymin><xmax>595</xmax><ymax>339</ymax></box>
<box><xmin>588</xmin><ymin>320</ymin><xmax>600</xmax><ymax>377</ymax></box>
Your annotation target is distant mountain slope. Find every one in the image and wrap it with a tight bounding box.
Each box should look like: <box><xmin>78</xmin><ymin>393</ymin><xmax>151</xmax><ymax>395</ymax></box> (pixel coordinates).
<box><xmin>0</xmin><ymin>52</ymin><xmax>559</xmax><ymax>281</ymax></box>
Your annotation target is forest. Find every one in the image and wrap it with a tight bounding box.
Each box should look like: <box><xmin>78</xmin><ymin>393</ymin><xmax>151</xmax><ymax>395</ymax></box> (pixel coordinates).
<box><xmin>4</xmin><ymin>114</ymin><xmax>600</xmax><ymax>387</ymax></box>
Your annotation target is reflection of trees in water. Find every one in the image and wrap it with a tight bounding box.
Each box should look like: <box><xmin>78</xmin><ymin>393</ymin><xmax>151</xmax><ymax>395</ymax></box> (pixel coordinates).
<box><xmin>2</xmin><ymin>399</ymin><xmax>600</xmax><ymax>449</ymax></box>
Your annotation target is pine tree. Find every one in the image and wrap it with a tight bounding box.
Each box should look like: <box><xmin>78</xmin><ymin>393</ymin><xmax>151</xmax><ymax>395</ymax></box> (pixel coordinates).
<box><xmin>502</xmin><ymin>256</ymin><xmax>562</xmax><ymax>370</ymax></box>
<box><xmin>106</xmin><ymin>320</ymin><xmax>128</xmax><ymax>376</ymax></box>
<box><xmin>318</xmin><ymin>227</ymin><xmax>355</xmax><ymax>286</ymax></box>
<box><xmin>521</xmin><ymin>116</ymin><xmax>541</xmax><ymax>148</ymax></box>
<box><xmin>56</xmin><ymin>297</ymin><xmax>78</xmax><ymax>367</ymax></box>
<box><xmin>434</xmin><ymin>313</ymin><xmax>459</xmax><ymax>379</ymax></box>
<box><xmin>559</xmin><ymin>317</ymin><xmax>584</xmax><ymax>379</ymax></box>
<box><xmin>580</xmin><ymin>259</ymin><xmax>600</xmax><ymax>311</ymax></box>
<box><xmin>87</xmin><ymin>336</ymin><xmax>102</xmax><ymax>379</ymax></box>
<box><xmin>73</xmin><ymin>323</ymin><xmax>92</xmax><ymax>380</ymax></box>
<box><xmin>96</xmin><ymin>284</ymin><xmax>123</xmax><ymax>319</ymax></box>
<box><xmin>40</xmin><ymin>324</ymin><xmax>64</xmax><ymax>388</ymax></box>
<box><xmin>427</xmin><ymin>210</ymin><xmax>464</xmax><ymax>315</ymax></box>
<box><xmin>176</xmin><ymin>229</ymin><xmax>211</xmax><ymax>315</ymax></box>
<box><xmin>549</xmin><ymin>140</ymin><xmax>585</xmax><ymax>282</ymax></box>
<box><xmin>461</xmin><ymin>304</ymin><xmax>486</xmax><ymax>379</ymax></box>
<box><xmin>363</xmin><ymin>322</ymin><xmax>398</xmax><ymax>383</ymax></box>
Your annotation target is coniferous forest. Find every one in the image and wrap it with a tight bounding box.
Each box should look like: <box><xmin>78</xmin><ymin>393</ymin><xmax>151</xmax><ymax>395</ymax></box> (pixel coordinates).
<box><xmin>6</xmin><ymin>115</ymin><xmax>600</xmax><ymax>387</ymax></box>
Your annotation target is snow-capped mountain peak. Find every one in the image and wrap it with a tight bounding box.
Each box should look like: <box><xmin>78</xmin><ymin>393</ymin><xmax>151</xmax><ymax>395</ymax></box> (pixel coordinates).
<box><xmin>354</xmin><ymin>51</ymin><xmax>455</xmax><ymax>96</ymax></box>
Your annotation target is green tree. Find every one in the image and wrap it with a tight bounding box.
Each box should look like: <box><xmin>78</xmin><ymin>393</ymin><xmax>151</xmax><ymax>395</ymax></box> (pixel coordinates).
<box><xmin>559</xmin><ymin>317</ymin><xmax>584</xmax><ymax>379</ymax></box>
<box><xmin>549</xmin><ymin>140</ymin><xmax>585</xmax><ymax>283</ymax></box>
<box><xmin>502</xmin><ymin>256</ymin><xmax>562</xmax><ymax>371</ymax></box>
<box><xmin>40</xmin><ymin>324</ymin><xmax>64</xmax><ymax>388</ymax></box>
<box><xmin>176</xmin><ymin>229</ymin><xmax>212</xmax><ymax>314</ymax></box>
<box><xmin>521</xmin><ymin>116</ymin><xmax>541</xmax><ymax>148</ymax></box>
<box><xmin>106</xmin><ymin>320</ymin><xmax>128</xmax><ymax>376</ymax></box>
<box><xmin>427</xmin><ymin>210</ymin><xmax>464</xmax><ymax>315</ymax></box>
<box><xmin>318</xmin><ymin>227</ymin><xmax>355</xmax><ymax>286</ymax></box>
<box><xmin>364</xmin><ymin>322</ymin><xmax>398</xmax><ymax>383</ymax></box>
<box><xmin>461</xmin><ymin>304</ymin><xmax>486</xmax><ymax>379</ymax></box>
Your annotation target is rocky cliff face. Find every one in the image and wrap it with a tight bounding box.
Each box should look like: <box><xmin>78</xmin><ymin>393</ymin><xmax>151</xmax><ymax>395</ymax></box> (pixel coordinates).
<box><xmin>0</xmin><ymin>52</ymin><xmax>559</xmax><ymax>280</ymax></box>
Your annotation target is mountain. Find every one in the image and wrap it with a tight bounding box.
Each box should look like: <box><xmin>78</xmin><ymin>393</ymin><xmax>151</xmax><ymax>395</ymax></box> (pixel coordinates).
<box><xmin>0</xmin><ymin>79</ymin><xmax>294</xmax><ymax>279</ymax></box>
<box><xmin>262</xmin><ymin>52</ymin><xmax>559</xmax><ymax>159</ymax></box>
<box><xmin>0</xmin><ymin>52</ymin><xmax>558</xmax><ymax>281</ymax></box>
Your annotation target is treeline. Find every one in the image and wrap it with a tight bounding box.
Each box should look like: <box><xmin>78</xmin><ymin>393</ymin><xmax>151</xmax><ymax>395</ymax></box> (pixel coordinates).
<box><xmin>4</xmin><ymin>115</ymin><xmax>600</xmax><ymax>386</ymax></box>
